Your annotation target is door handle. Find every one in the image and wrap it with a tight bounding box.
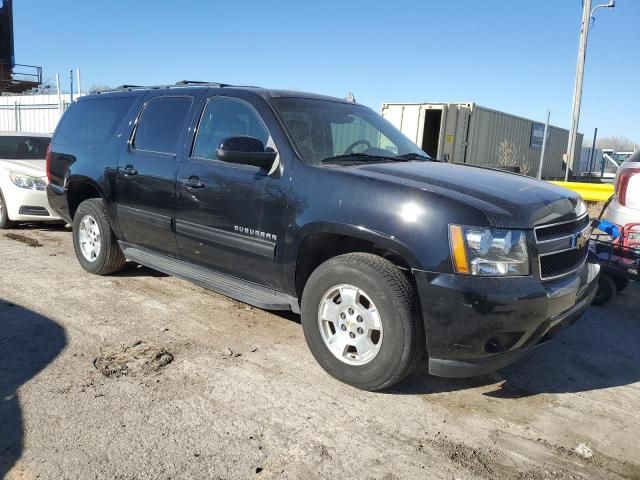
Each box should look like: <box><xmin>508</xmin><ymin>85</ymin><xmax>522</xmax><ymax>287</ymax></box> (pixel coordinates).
<box><xmin>180</xmin><ymin>177</ymin><xmax>205</xmax><ymax>189</ymax></box>
<box><xmin>118</xmin><ymin>165</ymin><xmax>138</xmax><ymax>176</ymax></box>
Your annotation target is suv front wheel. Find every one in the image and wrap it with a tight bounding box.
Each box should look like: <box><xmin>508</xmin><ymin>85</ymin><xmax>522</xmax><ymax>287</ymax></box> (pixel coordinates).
<box><xmin>73</xmin><ymin>198</ymin><xmax>126</xmax><ymax>275</ymax></box>
<box><xmin>301</xmin><ymin>253</ymin><xmax>425</xmax><ymax>391</ymax></box>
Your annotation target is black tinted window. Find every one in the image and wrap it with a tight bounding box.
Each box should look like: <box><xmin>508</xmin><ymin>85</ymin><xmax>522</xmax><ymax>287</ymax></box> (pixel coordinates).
<box><xmin>0</xmin><ymin>136</ymin><xmax>50</xmax><ymax>159</ymax></box>
<box><xmin>134</xmin><ymin>96</ymin><xmax>193</xmax><ymax>155</ymax></box>
<box><xmin>193</xmin><ymin>98</ymin><xmax>269</xmax><ymax>160</ymax></box>
<box><xmin>56</xmin><ymin>97</ymin><xmax>134</xmax><ymax>147</ymax></box>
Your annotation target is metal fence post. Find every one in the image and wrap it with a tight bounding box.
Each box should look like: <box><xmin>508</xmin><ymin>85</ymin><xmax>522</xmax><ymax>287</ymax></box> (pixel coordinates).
<box><xmin>537</xmin><ymin>110</ymin><xmax>550</xmax><ymax>179</ymax></box>
<box><xmin>587</xmin><ymin>128</ymin><xmax>598</xmax><ymax>180</ymax></box>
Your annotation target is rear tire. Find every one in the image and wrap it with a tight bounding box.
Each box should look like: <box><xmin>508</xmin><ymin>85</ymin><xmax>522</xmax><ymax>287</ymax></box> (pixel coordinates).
<box><xmin>301</xmin><ymin>253</ymin><xmax>424</xmax><ymax>391</ymax></box>
<box><xmin>73</xmin><ymin>198</ymin><xmax>126</xmax><ymax>275</ymax></box>
<box><xmin>592</xmin><ymin>274</ymin><xmax>616</xmax><ymax>306</ymax></box>
<box><xmin>0</xmin><ymin>189</ymin><xmax>15</xmax><ymax>229</ymax></box>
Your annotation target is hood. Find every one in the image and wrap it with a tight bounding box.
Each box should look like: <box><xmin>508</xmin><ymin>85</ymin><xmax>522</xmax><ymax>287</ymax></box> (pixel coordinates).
<box><xmin>0</xmin><ymin>159</ymin><xmax>47</xmax><ymax>178</ymax></box>
<box><xmin>343</xmin><ymin>161</ymin><xmax>581</xmax><ymax>228</ymax></box>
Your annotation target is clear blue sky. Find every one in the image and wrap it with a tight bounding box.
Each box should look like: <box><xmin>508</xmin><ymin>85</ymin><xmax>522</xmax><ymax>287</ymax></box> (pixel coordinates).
<box><xmin>15</xmin><ymin>0</ymin><xmax>639</xmax><ymax>143</ymax></box>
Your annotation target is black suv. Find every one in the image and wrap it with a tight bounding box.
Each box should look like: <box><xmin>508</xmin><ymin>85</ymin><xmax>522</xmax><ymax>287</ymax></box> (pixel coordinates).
<box><xmin>47</xmin><ymin>81</ymin><xmax>599</xmax><ymax>391</ymax></box>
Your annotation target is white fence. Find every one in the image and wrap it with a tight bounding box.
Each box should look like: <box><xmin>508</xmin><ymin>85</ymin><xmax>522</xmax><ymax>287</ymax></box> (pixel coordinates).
<box><xmin>0</xmin><ymin>94</ymin><xmax>80</xmax><ymax>134</ymax></box>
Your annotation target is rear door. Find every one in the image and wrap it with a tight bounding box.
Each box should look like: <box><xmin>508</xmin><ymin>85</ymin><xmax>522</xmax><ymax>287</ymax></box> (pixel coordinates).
<box><xmin>116</xmin><ymin>94</ymin><xmax>196</xmax><ymax>256</ymax></box>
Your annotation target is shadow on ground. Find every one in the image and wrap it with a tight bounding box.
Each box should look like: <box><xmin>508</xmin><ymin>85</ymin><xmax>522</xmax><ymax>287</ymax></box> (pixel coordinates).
<box><xmin>113</xmin><ymin>263</ymin><xmax>169</xmax><ymax>278</ymax></box>
<box><xmin>0</xmin><ymin>300</ymin><xmax>66</xmax><ymax>477</ymax></box>
<box><xmin>11</xmin><ymin>222</ymin><xmax>68</xmax><ymax>231</ymax></box>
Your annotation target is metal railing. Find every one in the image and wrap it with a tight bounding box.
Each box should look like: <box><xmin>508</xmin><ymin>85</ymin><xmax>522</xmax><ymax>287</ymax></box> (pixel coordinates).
<box><xmin>0</xmin><ymin>63</ymin><xmax>43</xmax><ymax>87</ymax></box>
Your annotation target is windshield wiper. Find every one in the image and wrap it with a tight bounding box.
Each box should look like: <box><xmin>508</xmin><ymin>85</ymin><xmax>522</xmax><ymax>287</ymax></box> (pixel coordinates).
<box><xmin>321</xmin><ymin>152</ymin><xmax>434</xmax><ymax>165</ymax></box>
<box><xmin>395</xmin><ymin>152</ymin><xmax>434</xmax><ymax>161</ymax></box>
<box><xmin>321</xmin><ymin>153</ymin><xmax>399</xmax><ymax>164</ymax></box>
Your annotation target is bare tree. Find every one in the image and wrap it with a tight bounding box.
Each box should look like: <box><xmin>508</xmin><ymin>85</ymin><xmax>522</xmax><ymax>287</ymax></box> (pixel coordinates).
<box><xmin>496</xmin><ymin>140</ymin><xmax>533</xmax><ymax>176</ymax></box>
<box><xmin>595</xmin><ymin>136</ymin><xmax>639</xmax><ymax>152</ymax></box>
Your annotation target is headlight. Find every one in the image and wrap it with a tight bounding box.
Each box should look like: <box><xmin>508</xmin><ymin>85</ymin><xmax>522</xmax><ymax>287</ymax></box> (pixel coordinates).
<box><xmin>449</xmin><ymin>224</ymin><xmax>530</xmax><ymax>276</ymax></box>
<box><xmin>9</xmin><ymin>172</ymin><xmax>47</xmax><ymax>191</ymax></box>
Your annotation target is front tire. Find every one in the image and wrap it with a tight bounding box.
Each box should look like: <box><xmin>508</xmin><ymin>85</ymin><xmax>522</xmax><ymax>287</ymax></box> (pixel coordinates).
<box><xmin>592</xmin><ymin>274</ymin><xmax>616</xmax><ymax>306</ymax></box>
<box><xmin>613</xmin><ymin>277</ymin><xmax>629</xmax><ymax>293</ymax></box>
<box><xmin>301</xmin><ymin>253</ymin><xmax>424</xmax><ymax>391</ymax></box>
<box><xmin>73</xmin><ymin>198</ymin><xmax>126</xmax><ymax>275</ymax></box>
<box><xmin>0</xmin><ymin>189</ymin><xmax>15</xmax><ymax>229</ymax></box>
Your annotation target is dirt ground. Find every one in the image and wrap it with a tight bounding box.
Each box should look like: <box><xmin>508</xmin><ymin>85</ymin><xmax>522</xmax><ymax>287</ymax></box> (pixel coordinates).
<box><xmin>1</xmin><ymin>225</ymin><xmax>639</xmax><ymax>480</ymax></box>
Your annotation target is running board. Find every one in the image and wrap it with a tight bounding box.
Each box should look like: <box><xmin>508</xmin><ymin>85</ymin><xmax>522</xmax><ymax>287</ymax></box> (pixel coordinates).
<box><xmin>119</xmin><ymin>242</ymin><xmax>299</xmax><ymax>313</ymax></box>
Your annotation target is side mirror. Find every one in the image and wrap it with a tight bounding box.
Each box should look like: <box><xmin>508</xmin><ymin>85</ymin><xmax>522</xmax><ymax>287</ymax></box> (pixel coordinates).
<box><xmin>216</xmin><ymin>136</ymin><xmax>276</xmax><ymax>168</ymax></box>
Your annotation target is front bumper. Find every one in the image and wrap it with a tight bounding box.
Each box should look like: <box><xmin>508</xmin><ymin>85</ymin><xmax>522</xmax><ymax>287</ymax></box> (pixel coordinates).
<box><xmin>413</xmin><ymin>259</ymin><xmax>599</xmax><ymax>378</ymax></box>
<box><xmin>3</xmin><ymin>182</ymin><xmax>61</xmax><ymax>222</ymax></box>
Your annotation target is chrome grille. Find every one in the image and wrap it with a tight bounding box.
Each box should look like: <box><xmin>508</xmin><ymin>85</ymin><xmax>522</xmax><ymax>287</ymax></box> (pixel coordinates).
<box><xmin>540</xmin><ymin>244</ymin><xmax>588</xmax><ymax>279</ymax></box>
<box><xmin>535</xmin><ymin>215</ymin><xmax>590</xmax><ymax>242</ymax></box>
<box><xmin>535</xmin><ymin>214</ymin><xmax>590</xmax><ymax>280</ymax></box>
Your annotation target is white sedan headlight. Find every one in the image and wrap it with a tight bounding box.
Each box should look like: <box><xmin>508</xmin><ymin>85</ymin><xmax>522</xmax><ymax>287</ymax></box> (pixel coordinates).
<box><xmin>9</xmin><ymin>172</ymin><xmax>47</xmax><ymax>191</ymax></box>
<box><xmin>449</xmin><ymin>225</ymin><xmax>530</xmax><ymax>276</ymax></box>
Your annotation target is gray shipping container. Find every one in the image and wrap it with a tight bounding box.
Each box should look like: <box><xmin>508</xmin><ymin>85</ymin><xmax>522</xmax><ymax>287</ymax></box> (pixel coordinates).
<box><xmin>381</xmin><ymin>102</ymin><xmax>583</xmax><ymax>179</ymax></box>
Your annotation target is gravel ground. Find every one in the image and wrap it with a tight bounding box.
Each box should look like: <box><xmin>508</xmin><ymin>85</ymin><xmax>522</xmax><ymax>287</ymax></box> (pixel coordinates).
<box><xmin>1</xmin><ymin>225</ymin><xmax>639</xmax><ymax>480</ymax></box>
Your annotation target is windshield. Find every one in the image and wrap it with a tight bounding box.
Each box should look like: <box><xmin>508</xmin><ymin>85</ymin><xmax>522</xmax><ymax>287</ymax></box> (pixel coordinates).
<box><xmin>0</xmin><ymin>136</ymin><xmax>50</xmax><ymax>160</ymax></box>
<box><xmin>271</xmin><ymin>97</ymin><xmax>429</xmax><ymax>165</ymax></box>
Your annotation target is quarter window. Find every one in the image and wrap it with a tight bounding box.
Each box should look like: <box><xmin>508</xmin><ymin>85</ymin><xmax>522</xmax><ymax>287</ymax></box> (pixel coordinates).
<box><xmin>193</xmin><ymin>98</ymin><xmax>270</xmax><ymax>160</ymax></box>
<box><xmin>56</xmin><ymin>97</ymin><xmax>134</xmax><ymax>148</ymax></box>
<box><xmin>133</xmin><ymin>96</ymin><xmax>193</xmax><ymax>155</ymax></box>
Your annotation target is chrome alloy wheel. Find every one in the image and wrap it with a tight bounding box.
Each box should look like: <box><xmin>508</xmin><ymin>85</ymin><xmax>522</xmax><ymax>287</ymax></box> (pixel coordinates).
<box><xmin>78</xmin><ymin>214</ymin><xmax>101</xmax><ymax>262</ymax></box>
<box><xmin>318</xmin><ymin>284</ymin><xmax>383</xmax><ymax>365</ymax></box>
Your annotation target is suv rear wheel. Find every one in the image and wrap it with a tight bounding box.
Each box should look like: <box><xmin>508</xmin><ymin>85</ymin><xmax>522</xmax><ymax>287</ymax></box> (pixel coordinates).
<box><xmin>301</xmin><ymin>253</ymin><xmax>424</xmax><ymax>391</ymax></box>
<box><xmin>73</xmin><ymin>198</ymin><xmax>126</xmax><ymax>275</ymax></box>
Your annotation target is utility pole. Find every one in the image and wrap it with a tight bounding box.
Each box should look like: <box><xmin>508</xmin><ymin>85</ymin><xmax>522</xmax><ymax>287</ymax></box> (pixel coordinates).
<box><xmin>564</xmin><ymin>0</ymin><xmax>615</xmax><ymax>181</ymax></box>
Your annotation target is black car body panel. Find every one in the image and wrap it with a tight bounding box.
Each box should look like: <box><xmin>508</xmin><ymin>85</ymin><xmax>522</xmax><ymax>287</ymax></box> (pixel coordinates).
<box><xmin>47</xmin><ymin>83</ymin><xmax>600</xmax><ymax>378</ymax></box>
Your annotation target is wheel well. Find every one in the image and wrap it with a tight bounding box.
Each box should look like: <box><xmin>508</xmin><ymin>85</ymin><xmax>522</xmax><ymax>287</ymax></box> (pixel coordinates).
<box><xmin>67</xmin><ymin>182</ymin><xmax>101</xmax><ymax>219</ymax></box>
<box><xmin>295</xmin><ymin>233</ymin><xmax>413</xmax><ymax>299</ymax></box>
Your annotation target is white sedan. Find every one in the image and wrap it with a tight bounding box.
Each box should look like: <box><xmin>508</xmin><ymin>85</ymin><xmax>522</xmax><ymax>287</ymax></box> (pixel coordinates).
<box><xmin>0</xmin><ymin>132</ymin><xmax>61</xmax><ymax>228</ymax></box>
<box><xmin>603</xmin><ymin>150</ymin><xmax>640</xmax><ymax>230</ymax></box>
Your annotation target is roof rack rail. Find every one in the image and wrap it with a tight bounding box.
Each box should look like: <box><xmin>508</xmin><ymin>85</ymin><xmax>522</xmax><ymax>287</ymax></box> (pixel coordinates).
<box><xmin>92</xmin><ymin>81</ymin><xmax>230</xmax><ymax>95</ymax></box>
<box><xmin>174</xmin><ymin>80</ymin><xmax>228</xmax><ymax>87</ymax></box>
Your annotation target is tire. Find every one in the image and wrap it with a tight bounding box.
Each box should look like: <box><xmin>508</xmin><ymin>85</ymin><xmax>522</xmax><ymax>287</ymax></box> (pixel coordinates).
<box><xmin>72</xmin><ymin>198</ymin><xmax>126</xmax><ymax>275</ymax></box>
<box><xmin>592</xmin><ymin>274</ymin><xmax>616</xmax><ymax>306</ymax></box>
<box><xmin>301</xmin><ymin>253</ymin><xmax>425</xmax><ymax>391</ymax></box>
<box><xmin>0</xmin><ymin>189</ymin><xmax>15</xmax><ymax>229</ymax></box>
<box><xmin>613</xmin><ymin>277</ymin><xmax>629</xmax><ymax>293</ymax></box>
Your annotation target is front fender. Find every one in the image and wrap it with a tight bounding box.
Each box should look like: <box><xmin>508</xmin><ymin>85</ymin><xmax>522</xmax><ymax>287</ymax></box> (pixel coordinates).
<box><xmin>289</xmin><ymin>221</ymin><xmax>423</xmax><ymax>269</ymax></box>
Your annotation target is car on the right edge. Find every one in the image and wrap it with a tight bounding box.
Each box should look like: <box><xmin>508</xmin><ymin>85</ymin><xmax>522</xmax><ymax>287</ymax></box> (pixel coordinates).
<box><xmin>602</xmin><ymin>150</ymin><xmax>640</xmax><ymax>229</ymax></box>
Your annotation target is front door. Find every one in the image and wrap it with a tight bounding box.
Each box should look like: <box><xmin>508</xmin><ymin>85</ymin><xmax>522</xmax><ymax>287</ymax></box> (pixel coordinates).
<box><xmin>116</xmin><ymin>94</ymin><xmax>195</xmax><ymax>256</ymax></box>
<box><xmin>174</xmin><ymin>95</ymin><xmax>287</xmax><ymax>288</ymax></box>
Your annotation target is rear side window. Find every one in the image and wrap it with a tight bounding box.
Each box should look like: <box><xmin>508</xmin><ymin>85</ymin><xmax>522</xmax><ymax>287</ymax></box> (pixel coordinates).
<box><xmin>55</xmin><ymin>97</ymin><xmax>134</xmax><ymax>147</ymax></box>
<box><xmin>133</xmin><ymin>96</ymin><xmax>193</xmax><ymax>155</ymax></box>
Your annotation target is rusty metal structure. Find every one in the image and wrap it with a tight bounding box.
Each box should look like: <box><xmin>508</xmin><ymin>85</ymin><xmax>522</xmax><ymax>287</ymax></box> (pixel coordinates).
<box><xmin>0</xmin><ymin>0</ymin><xmax>42</xmax><ymax>94</ymax></box>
